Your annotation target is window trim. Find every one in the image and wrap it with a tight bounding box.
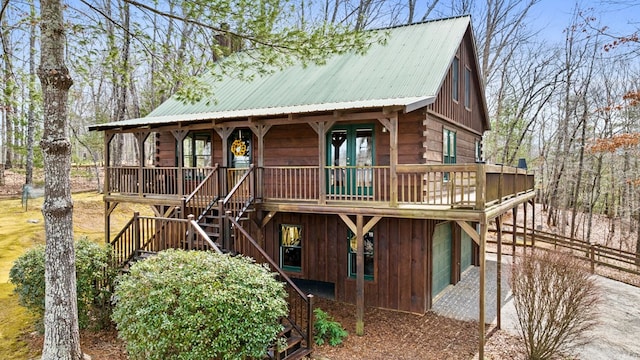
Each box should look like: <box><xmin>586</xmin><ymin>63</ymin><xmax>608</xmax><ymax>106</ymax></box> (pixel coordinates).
<box><xmin>452</xmin><ymin>56</ymin><xmax>460</xmax><ymax>102</ymax></box>
<box><xmin>443</xmin><ymin>128</ymin><xmax>457</xmax><ymax>181</ymax></box>
<box><xmin>279</xmin><ymin>224</ymin><xmax>303</xmax><ymax>273</ymax></box>
<box><xmin>464</xmin><ymin>66</ymin><xmax>471</xmax><ymax>110</ymax></box>
<box><xmin>347</xmin><ymin>229</ymin><xmax>375</xmax><ymax>281</ymax></box>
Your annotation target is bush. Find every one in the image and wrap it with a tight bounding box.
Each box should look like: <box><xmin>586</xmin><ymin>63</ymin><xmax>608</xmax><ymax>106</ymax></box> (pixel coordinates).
<box><xmin>511</xmin><ymin>249</ymin><xmax>600</xmax><ymax>360</ymax></box>
<box><xmin>9</xmin><ymin>237</ymin><xmax>116</xmax><ymax>331</ymax></box>
<box><xmin>314</xmin><ymin>308</ymin><xmax>348</xmax><ymax>346</ymax></box>
<box><xmin>111</xmin><ymin>249</ymin><xmax>288</xmax><ymax>360</ymax></box>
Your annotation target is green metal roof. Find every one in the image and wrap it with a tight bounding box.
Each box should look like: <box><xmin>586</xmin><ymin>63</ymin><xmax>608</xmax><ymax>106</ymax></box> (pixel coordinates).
<box><xmin>90</xmin><ymin>16</ymin><xmax>471</xmax><ymax>131</ymax></box>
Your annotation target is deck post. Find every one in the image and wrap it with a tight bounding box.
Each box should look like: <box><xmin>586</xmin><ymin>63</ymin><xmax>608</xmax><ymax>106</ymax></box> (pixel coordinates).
<box><xmin>187</xmin><ymin>214</ymin><xmax>195</xmax><ymax>250</ymax></box>
<box><xmin>523</xmin><ymin>201</ymin><xmax>528</xmax><ymax>248</ymax></box>
<box><xmin>355</xmin><ymin>214</ymin><xmax>365</xmax><ymax>336</ymax></box>
<box><xmin>479</xmin><ymin>220</ymin><xmax>487</xmax><ymax>359</ymax></box>
<box><xmin>389</xmin><ymin>115</ymin><xmax>398</xmax><ymax>207</ymax></box>
<box><xmin>171</xmin><ymin>130</ymin><xmax>188</xmax><ymax>196</ymax></box>
<box><xmin>133</xmin><ymin>212</ymin><xmax>140</xmax><ymax>253</ymax></box>
<box><xmin>512</xmin><ymin>205</ymin><xmax>517</xmax><ymax>255</ymax></box>
<box><xmin>496</xmin><ymin>215</ymin><xmax>502</xmax><ymax>330</ymax></box>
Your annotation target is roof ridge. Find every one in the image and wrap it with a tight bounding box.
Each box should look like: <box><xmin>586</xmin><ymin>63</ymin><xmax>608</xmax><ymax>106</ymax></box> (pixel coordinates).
<box><xmin>368</xmin><ymin>14</ymin><xmax>471</xmax><ymax>32</ymax></box>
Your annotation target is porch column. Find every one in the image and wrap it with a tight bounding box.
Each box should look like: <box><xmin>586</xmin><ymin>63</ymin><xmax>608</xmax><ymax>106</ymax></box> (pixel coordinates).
<box><xmin>171</xmin><ymin>130</ymin><xmax>188</xmax><ymax>197</ymax></box>
<box><xmin>248</xmin><ymin>123</ymin><xmax>272</xmax><ymax>200</ymax></box>
<box><xmin>479</xmin><ymin>220</ymin><xmax>487</xmax><ymax>359</ymax></box>
<box><xmin>309</xmin><ymin>121</ymin><xmax>335</xmax><ymax>205</ymax></box>
<box><xmin>135</xmin><ymin>131</ymin><xmax>149</xmax><ymax>197</ymax></box>
<box><xmin>512</xmin><ymin>205</ymin><xmax>518</xmax><ymax>255</ymax></box>
<box><xmin>338</xmin><ymin>214</ymin><xmax>382</xmax><ymax>336</ymax></box>
<box><xmin>523</xmin><ymin>200</ymin><xmax>528</xmax><ymax>248</ymax></box>
<box><xmin>496</xmin><ymin>215</ymin><xmax>503</xmax><ymax>330</ymax></box>
<box><xmin>378</xmin><ymin>114</ymin><xmax>398</xmax><ymax>206</ymax></box>
<box><xmin>531</xmin><ymin>199</ymin><xmax>536</xmax><ymax>247</ymax></box>
<box><xmin>104</xmin><ymin>132</ymin><xmax>114</xmax><ymax>242</ymax></box>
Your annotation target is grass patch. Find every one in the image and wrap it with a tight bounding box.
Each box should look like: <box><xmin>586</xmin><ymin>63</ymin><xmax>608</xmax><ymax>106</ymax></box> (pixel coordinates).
<box><xmin>0</xmin><ymin>192</ymin><xmax>149</xmax><ymax>357</ymax></box>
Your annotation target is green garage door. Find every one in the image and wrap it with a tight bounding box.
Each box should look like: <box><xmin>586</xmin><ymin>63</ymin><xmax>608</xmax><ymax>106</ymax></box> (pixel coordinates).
<box><xmin>461</xmin><ymin>223</ymin><xmax>473</xmax><ymax>272</ymax></box>
<box><xmin>432</xmin><ymin>222</ymin><xmax>452</xmax><ymax>298</ymax></box>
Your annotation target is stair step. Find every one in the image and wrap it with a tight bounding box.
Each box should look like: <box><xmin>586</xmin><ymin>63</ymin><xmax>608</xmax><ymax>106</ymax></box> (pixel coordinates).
<box><xmin>282</xmin><ymin>347</ymin><xmax>312</xmax><ymax>360</ymax></box>
<box><xmin>277</xmin><ymin>325</ymin><xmax>294</xmax><ymax>337</ymax></box>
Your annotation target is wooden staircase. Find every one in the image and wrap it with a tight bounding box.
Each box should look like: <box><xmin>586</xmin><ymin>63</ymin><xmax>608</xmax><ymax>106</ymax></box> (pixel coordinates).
<box><xmin>109</xmin><ymin>165</ymin><xmax>314</xmax><ymax>360</ymax></box>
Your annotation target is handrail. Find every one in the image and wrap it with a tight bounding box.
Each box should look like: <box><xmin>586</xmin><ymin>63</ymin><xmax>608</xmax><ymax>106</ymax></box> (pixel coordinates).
<box><xmin>223</xmin><ymin>164</ymin><xmax>255</xmax><ymax>205</ymax></box>
<box><xmin>110</xmin><ymin>215</ymin><xmax>135</xmax><ymax>247</ymax></box>
<box><xmin>184</xmin><ymin>164</ymin><xmax>219</xmax><ymax>204</ymax></box>
<box><xmin>228</xmin><ymin>216</ymin><xmax>313</xmax><ymax>352</ymax></box>
<box><xmin>109</xmin><ymin>214</ymin><xmax>222</xmax><ymax>268</ymax></box>
<box><xmin>228</xmin><ymin>216</ymin><xmax>307</xmax><ymax>299</ymax></box>
<box><xmin>182</xmin><ymin>164</ymin><xmax>220</xmax><ymax>221</ymax></box>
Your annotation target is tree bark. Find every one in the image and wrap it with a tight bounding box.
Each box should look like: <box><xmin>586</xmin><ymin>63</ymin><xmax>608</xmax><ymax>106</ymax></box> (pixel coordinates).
<box><xmin>38</xmin><ymin>0</ymin><xmax>82</xmax><ymax>359</ymax></box>
<box><xmin>26</xmin><ymin>0</ymin><xmax>37</xmax><ymax>186</ymax></box>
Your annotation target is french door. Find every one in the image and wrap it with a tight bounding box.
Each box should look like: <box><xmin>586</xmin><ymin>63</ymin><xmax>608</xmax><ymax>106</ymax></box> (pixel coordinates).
<box><xmin>327</xmin><ymin>125</ymin><xmax>374</xmax><ymax>197</ymax></box>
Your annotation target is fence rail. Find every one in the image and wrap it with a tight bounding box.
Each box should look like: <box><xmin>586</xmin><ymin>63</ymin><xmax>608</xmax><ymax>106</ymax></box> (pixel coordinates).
<box><xmin>489</xmin><ymin>223</ymin><xmax>640</xmax><ymax>277</ymax></box>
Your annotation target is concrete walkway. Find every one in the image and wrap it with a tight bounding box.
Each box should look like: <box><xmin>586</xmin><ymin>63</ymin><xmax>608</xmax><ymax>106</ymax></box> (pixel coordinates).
<box><xmin>432</xmin><ymin>254</ymin><xmax>640</xmax><ymax>359</ymax></box>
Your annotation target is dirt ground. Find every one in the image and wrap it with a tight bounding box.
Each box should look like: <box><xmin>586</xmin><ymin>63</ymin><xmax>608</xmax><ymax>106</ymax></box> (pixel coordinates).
<box><xmin>2</xmin><ymin>168</ymin><xmax>631</xmax><ymax>359</ymax></box>
<box><xmin>21</xmin><ymin>298</ymin><xmax>522</xmax><ymax>360</ymax></box>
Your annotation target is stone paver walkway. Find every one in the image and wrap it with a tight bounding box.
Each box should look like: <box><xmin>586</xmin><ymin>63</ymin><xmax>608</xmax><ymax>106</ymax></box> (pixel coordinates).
<box><xmin>432</xmin><ymin>253</ymin><xmax>640</xmax><ymax>359</ymax></box>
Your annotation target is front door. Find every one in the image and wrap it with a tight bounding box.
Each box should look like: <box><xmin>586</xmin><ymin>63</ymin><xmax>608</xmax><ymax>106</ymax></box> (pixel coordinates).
<box><xmin>228</xmin><ymin>129</ymin><xmax>252</xmax><ymax>169</ymax></box>
<box><xmin>327</xmin><ymin>125</ymin><xmax>374</xmax><ymax>196</ymax></box>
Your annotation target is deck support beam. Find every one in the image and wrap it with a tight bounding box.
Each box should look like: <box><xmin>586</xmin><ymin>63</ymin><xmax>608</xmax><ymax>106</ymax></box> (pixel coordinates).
<box><xmin>338</xmin><ymin>214</ymin><xmax>382</xmax><ymax>336</ymax></box>
<box><xmin>478</xmin><ymin>220</ymin><xmax>487</xmax><ymax>359</ymax></box>
<box><xmin>496</xmin><ymin>215</ymin><xmax>503</xmax><ymax>330</ymax></box>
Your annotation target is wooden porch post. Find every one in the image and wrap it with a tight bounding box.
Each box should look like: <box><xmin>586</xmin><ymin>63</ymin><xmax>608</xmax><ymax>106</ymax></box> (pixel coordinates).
<box><xmin>512</xmin><ymin>206</ymin><xmax>517</xmax><ymax>255</ymax></box>
<box><xmin>135</xmin><ymin>132</ymin><xmax>149</xmax><ymax>197</ymax></box>
<box><xmin>531</xmin><ymin>199</ymin><xmax>536</xmax><ymax>248</ymax></box>
<box><xmin>479</xmin><ymin>220</ymin><xmax>487</xmax><ymax>359</ymax></box>
<box><xmin>377</xmin><ymin>115</ymin><xmax>398</xmax><ymax>206</ymax></box>
<box><xmin>248</xmin><ymin>124</ymin><xmax>272</xmax><ymax>200</ymax></box>
<box><xmin>171</xmin><ymin>130</ymin><xmax>188</xmax><ymax>197</ymax></box>
<box><xmin>309</xmin><ymin>121</ymin><xmax>334</xmax><ymax>205</ymax></box>
<box><xmin>338</xmin><ymin>214</ymin><xmax>381</xmax><ymax>336</ymax></box>
<box><xmin>104</xmin><ymin>132</ymin><xmax>114</xmax><ymax>243</ymax></box>
<box><xmin>496</xmin><ymin>215</ymin><xmax>502</xmax><ymax>330</ymax></box>
<box><xmin>355</xmin><ymin>214</ymin><xmax>364</xmax><ymax>335</ymax></box>
<box><xmin>523</xmin><ymin>201</ymin><xmax>528</xmax><ymax>248</ymax></box>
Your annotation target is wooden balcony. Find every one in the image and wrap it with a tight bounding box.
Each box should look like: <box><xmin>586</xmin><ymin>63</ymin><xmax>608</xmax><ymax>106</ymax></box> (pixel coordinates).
<box><xmin>104</xmin><ymin>164</ymin><xmax>535</xmax><ymax>219</ymax></box>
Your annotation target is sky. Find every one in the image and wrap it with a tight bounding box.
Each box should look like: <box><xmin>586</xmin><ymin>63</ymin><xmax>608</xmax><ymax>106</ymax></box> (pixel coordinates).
<box><xmin>533</xmin><ymin>0</ymin><xmax>639</xmax><ymax>45</ymax></box>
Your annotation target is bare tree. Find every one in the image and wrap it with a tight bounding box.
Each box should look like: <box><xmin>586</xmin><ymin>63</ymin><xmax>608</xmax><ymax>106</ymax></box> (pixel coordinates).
<box><xmin>511</xmin><ymin>249</ymin><xmax>600</xmax><ymax>359</ymax></box>
<box><xmin>38</xmin><ymin>0</ymin><xmax>82</xmax><ymax>358</ymax></box>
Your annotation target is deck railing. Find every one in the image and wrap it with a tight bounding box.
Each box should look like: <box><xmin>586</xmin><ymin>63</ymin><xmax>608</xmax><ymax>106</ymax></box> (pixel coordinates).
<box><xmin>183</xmin><ymin>165</ymin><xmax>220</xmax><ymax>221</ymax></box>
<box><xmin>106</xmin><ymin>163</ymin><xmax>534</xmax><ymax>210</ymax></box>
<box><xmin>229</xmin><ymin>216</ymin><xmax>314</xmax><ymax>355</ymax></box>
<box><xmin>107</xmin><ymin>166</ymin><xmax>217</xmax><ymax>197</ymax></box>
<box><xmin>109</xmin><ymin>212</ymin><xmax>221</xmax><ymax>267</ymax></box>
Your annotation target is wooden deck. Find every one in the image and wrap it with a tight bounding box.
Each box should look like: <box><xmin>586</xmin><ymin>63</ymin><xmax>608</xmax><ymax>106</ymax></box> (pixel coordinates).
<box><xmin>104</xmin><ymin>163</ymin><xmax>534</xmax><ymax>220</ymax></box>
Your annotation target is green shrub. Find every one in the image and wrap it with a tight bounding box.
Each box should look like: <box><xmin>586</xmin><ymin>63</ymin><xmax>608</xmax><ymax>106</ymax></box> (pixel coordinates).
<box><xmin>9</xmin><ymin>237</ymin><xmax>116</xmax><ymax>331</ymax></box>
<box><xmin>314</xmin><ymin>308</ymin><xmax>348</xmax><ymax>346</ymax></box>
<box><xmin>111</xmin><ymin>249</ymin><xmax>288</xmax><ymax>360</ymax></box>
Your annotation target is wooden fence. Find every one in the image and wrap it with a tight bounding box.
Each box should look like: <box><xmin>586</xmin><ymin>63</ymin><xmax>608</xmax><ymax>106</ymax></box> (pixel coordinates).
<box><xmin>489</xmin><ymin>223</ymin><xmax>640</xmax><ymax>277</ymax></box>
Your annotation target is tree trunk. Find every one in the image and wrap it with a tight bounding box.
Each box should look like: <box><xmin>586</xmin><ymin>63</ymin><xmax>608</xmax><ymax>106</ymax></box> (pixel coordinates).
<box><xmin>2</xmin><ymin>18</ymin><xmax>15</xmax><ymax>170</ymax></box>
<box><xmin>38</xmin><ymin>0</ymin><xmax>82</xmax><ymax>359</ymax></box>
<box><xmin>26</xmin><ymin>0</ymin><xmax>37</xmax><ymax>186</ymax></box>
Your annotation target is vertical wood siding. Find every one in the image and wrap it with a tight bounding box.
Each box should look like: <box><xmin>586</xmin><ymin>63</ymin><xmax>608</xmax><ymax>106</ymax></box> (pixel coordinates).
<box><xmin>259</xmin><ymin>213</ymin><xmax>439</xmax><ymax>314</ymax></box>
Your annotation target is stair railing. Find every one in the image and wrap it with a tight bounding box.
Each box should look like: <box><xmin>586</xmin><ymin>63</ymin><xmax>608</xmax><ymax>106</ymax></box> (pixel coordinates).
<box><xmin>228</xmin><ymin>216</ymin><xmax>314</xmax><ymax>355</ymax></box>
<box><xmin>110</xmin><ymin>212</ymin><xmax>222</xmax><ymax>268</ymax></box>
<box><xmin>182</xmin><ymin>164</ymin><xmax>221</xmax><ymax>222</ymax></box>
<box><xmin>221</xmin><ymin>165</ymin><xmax>255</xmax><ymax>221</ymax></box>
<box><xmin>109</xmin><ymin>213</ymin><xmax>139</xmax><ymax>267</ymax></box>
